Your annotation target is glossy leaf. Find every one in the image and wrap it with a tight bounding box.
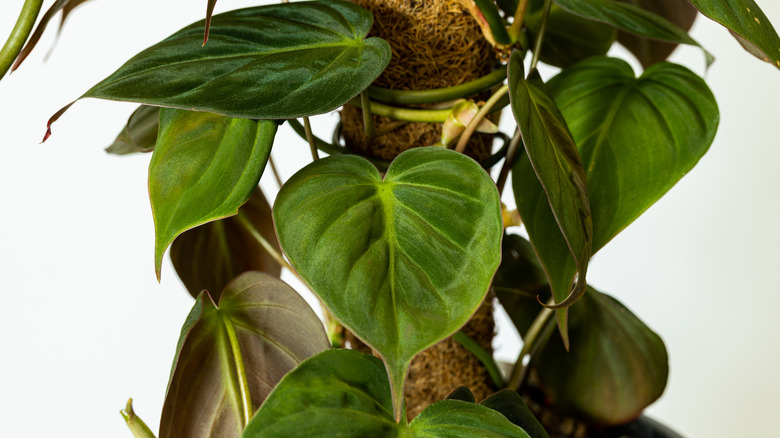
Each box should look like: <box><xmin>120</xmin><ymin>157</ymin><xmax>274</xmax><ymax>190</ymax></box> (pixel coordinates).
<box><xmin>52</xmin><ymin>0</ymin><xmax>390</xmax><ymax>127</ymax></box>
<box><xmin>526</xmin><ymin>1</ymin><xmax>617</xmax><ymax>68</ymax></box>
<box><xmin>508</xmin><ymin>51</ymin><xmax>592</xmax><ymax>343</ymax></box>
<box><xmin>105</xmin><ymin>105</ymin><xmax>158</xmax><ymax>155</ymax></box>
<box><xmin>273</xmin><ymin>147</ymin><xmax>503</xmax><ymax>419</ymax></box>
<box><xmin>11</xmin><ymin>0</ymin><xmax>90</xmax><ymax>71</ymax></box>
<box><xmin>535</xmin><ymin>287</ymin><xmax>668</xmax><ymax>425</ymax></box>
<box><xmin>615</xmin><ymin>0</ymin><xmax>698</xmax><ymax>68</ymax></box>
<box><xmin>149</xmin><ymin>109</ymin><xmax>276</xmax><ymax>280</ymax></box>
<box><xmin>161</xmin><ymin>272</ymin><xmax>329</xmax><ymax>438</ymax></box>
<box><xmin>481</xmin><ymin>391</ymin><xmax>550</xmax><ymax>438</ymax></box>
<box><xmin>546</xmin><ymin>57</ymin><xmax>718</xmax><ymax>253</ymax></box>
<box><xmin>171</xmin><ymin>188</ymin><xmax>282</xmax><ymax>301</ymax></box>
<box><xmin>687</xmin><ymin>0</ymin><xmax>780</xmax><ymax>68</ymax></box>
<box><xmin>493</xmin><ymin>234</ymin><xmax>549</xmax><ymax>337</ymax></box>
<box><xmin>242</xmin><ymin>349</ymin><xmax>530</xmax><ymax>438</ymax></box>
<box><xmin>552</xmin><ymin>0</ymin><xmax>713</xmax><ymax>65</ymax></box>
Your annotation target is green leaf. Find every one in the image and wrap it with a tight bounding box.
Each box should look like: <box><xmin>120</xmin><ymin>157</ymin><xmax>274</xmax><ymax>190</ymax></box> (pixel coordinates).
<box><xmin>552</xmin><ymin>0</ymin><xmax>713</xmax><ymax>65</ymax></box>
<box><xmin>410</xmin><ymin>400</ymin><xmax>531</xmax><ymax>438</ymax></box>
<box><xmin>493</xmin><ymin>234</ymin><xmax>549</xmax><ymax>338</ymax></box>
<box><xmin>508</xmin><ymin>51</ymin><xmax>592</xmax><ymax>343</ymax></box>
<box><xmin>273</xmin><ymin>147</ymin><xmax>503</xmax><ymax>420</ymax></box>
<box><xmin>106</xmin><ymin>105</ymin><xmax>158</xmax><ymax>155</ymax></box>
<box><xmin>526</xmin><ymin>1</ymin><xmax>617</xmax><ymax>68</ymax></box>
<box><xmin>446</xmin><ymin>386</ymin><xmax>477</xmax><ymax>403</ymax></box>
<box><xmin>170</xmin><ymin>188</ymin><xmax>282</xmax><ymax>301</ymax></box>
<box><xmin>242</xmin><ymin>349</ymin><xmax>530</xmax><ymax>437</ymax></box>
<box><xmin>686</xmin><ymin>0</ymin><xmax>780</xmax><ymax>68</ymax></box>
<box><xmin>480</xmin><ymin>391</ymin><xmax>550</xmax><ymax>438</ymax></box>
<box><xmin>615</xmin><ymin>0</ymin><xmax>699</xmax><ymax>68</ymax></box>
<box><xmin>161</xmin><ymin>272</ymin><xmax>329</xmax><ymax>438</ymax></box>
<box><xmin>149</xmin><ymin>109</ymin><xmax>275</xmax><ymax>280</ymax></box>
<box><xmin>535</xmin><ymin>287</ymin><xmax>669</xmax><ymax>425</ymax></box>
<box><xmin>546</xmin><ymin>57</ymin><xmax>718</xmax><ymax>253</ymax></box>
<box><xmin>56</xmin><ymin>1</ymin><xmax>390</xmax><ymax>124</ymax></box>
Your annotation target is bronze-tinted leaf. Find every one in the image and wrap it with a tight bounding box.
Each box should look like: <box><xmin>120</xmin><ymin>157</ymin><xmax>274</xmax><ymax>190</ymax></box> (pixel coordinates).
<box><xmin>616</xmin><ymin>0</ymin><xmax>698</xmax><ymax>68</ymax></box>
<box><xmin>105</xmin><ymin>105</ymin><xmax>158</xmax><ymax>155</ymax></box>
<box><xmin>160</xmin><ymin>272</ymin><xmax>329</xmax><ymax>438</ymax></box>
<box><xmin>535</xmin><ymin>287</ymin><xmax>669</xmax><ymax>426</ymax></box>
<box><xmin>12</xmin><ymin>0</ymin><xmax>91</xmax><ymax>71</ymax></box>
<box><xmin>170</xmin><ymin>188</ymin><xmax>282</xmax><ymax>301</ymax></box>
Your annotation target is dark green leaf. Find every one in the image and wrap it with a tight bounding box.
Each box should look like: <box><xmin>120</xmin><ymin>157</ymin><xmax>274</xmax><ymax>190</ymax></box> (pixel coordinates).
<box><xmin>535</xmin><ymin>287</ymin><xmax>668</xmax><ymax>425</ymax></box>
<box><xmin>162</xmin><ymin>272</ymin><xmax>329</xmax><ymax>438</ymax></box>
<box><xmin>552</xmin><ymin>0</ymin><xmax>713</xmax><ymax>65</ymax></box>
<box><xmin>615</xmin><ymin>0</ymin><xmax>698</xmax><ymax>68</ymax></box>
<box><xmin>149</xmin><ymin>109</ymin><xmax>275</xmax><ymax>280</ymax></box>
<box><xmin>243</xmin><ymin>350</ymin><xmax>530</xmax><ymax>437</ymax></box>
<box><xmin>170</xmin><ymin>188</ymin><xmax>282</xmax><ymax>301</ymax></box>
<box><xmin>273</xmin><ymin>147</ymin><xmax>503</xmax><ymax>419</ymax></box>
<box><xmin>508</xmin><ymin>51</ymin><xmax>592</xmax><ymax>343</ymax></box>
<box><xmin>11</xmin><ymin>0</ymin><xmax>90</xmax><ymax>71</ymax></box>
<box><xmin>242</xmin><ymin>349</ymin><xmax>399</xmax><ymax>438</ymax></box>
<box><xmin>526</xmin><ymin>2</ymin><xmax>617</xmax><ymax>68</ymax></box>
<box><xmin>105</xmin><ymin>105</ymin><xmax>158</xmax><ymax>155</ymax></box>
<box><xmin>447</xmin><ymin>386</ymin><xmax>476</xmax><ymax>403</ymax></box>
<box><xmin>493</xmin><ymin>234</ymin><xmax>549</xmax><ymax>338</ymax></box>
<box><xmin>481</xmin><ymin>390</ymin><xmax>550</xmax><ymax>438</ymax></box>
<box><xmin>546</xmin><ymin>57</ymin><xmax>718</xmax><ymax>253</ymax></box>
<box><xmin>410</xmin><ymin>400</ymin><xmax>531</xmax><ymax>437</ymax></box>
<box><xmin>64</xmin><ymin>1</ymin><xmax>390</xmax><ymax>121</ymax></box>
<box><xmin>687</xmin><ymin>0</ymin><xmax>780</xmax><ymax>68</ymax></box>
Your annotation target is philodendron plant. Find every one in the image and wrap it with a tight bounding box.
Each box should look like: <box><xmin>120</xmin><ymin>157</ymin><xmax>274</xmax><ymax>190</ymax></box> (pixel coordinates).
<box><xmin>3</xmin><ymin>0</ymin><xmax>778</xmax><ymax>436</ymax></box>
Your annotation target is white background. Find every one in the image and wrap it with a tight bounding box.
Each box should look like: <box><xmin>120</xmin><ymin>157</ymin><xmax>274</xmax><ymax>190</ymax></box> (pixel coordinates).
<box><xmin>0</xmin><ymin>1</ymin><xmax>778</xmax><ymax>436</ymax></box>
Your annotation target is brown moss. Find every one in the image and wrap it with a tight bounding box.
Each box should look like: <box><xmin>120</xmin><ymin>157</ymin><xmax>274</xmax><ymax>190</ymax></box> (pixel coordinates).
<box><xmin>341</xmin><ymin>0</ymin><xmax>498</xmax><ymax>161</ymax></box>
<box><xmin>404</xmin><ymin>295</ymin><xmax>496</xmax><ymax>419</ymax></box>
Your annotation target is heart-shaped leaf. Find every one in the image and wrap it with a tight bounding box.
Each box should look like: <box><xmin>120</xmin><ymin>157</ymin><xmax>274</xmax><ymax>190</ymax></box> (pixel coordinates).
<box><xmin>45</xmin><ymin>0</ymin><xmax>391</xmax><ymax>138</ymax></box>
<box><xmin>171</xmin><ymin>188</ymin><xmax>282</xmax><ymax>301</ymax></box>
<box><xmin>546</xmin><ymin>57</ymin><xmax>718</xmax><ymax>253</ymax></box>
<box><xmin>687</xmin><ymin>0</ymin><xmax>780</xmax><ymax>68</ymax></box>
<box><xmin>508</xmin><ymin>51</ymin><xmax>592</xmax><ymax>343</ymax></box>
<box><xmin>552</xmin><ymin>0</ymin><xmax>713</xmax><ymax>65</ymax></box>
<box><xmin>615</xmin><ymin>0</ymin><xmax>699</xmax><ymax>68</ymax></box>
<box><xmin>273</xmin><ymin>147</ymin><xmax>503</xmax><ymax>420</ymax></box>
<box><xmin>161</xmin><ymin>272</ymin><xmax>329</xmax><ymax>438</ymax></box>
<box><xmin>526</xmin><ymin>1</ymin><xmax>617</xmax><ymax>68</ymax></box>
<box><xmin>534</xmin><ymin>287</ymin><xmax>669</xmax><ymax>425</ymax></box>
<box><xmin>242</xmin><ymin>349</ymin><xmax>531</xmax><ymax>437</ymax></box>
<box><xmin>149</xmin><ymin>109</ymin><xmax>276</xmax><ymax>280</ymax></box>
<box><xmin>106</xmin><ymin>105</ymin><xmax>158</xmax><ymax>155</ymax></box>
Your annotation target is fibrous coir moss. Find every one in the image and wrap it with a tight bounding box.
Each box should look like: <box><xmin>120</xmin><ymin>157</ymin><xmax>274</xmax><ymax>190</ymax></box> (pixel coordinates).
<box><xmin>341</xmin><ymin>0</ymin><xmax>498</xmax><ymax>161</ymax></box>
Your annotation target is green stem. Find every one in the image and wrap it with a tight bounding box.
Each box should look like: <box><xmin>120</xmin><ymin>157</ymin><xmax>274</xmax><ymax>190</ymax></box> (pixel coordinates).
<box><xmin>508</xmin><ymin>298</ymin><xmax>555</xmax><ymax>390</ymax></box>
<box><xmin>496</xmin><ymin>129</ymin><xmax>523</xmax><ymax>196</ymax></box>
<box><xmin>303</xmin><ymin>117</ymin><xmax>319</xmax><ymax>160</ymax></box>
<box><xmin>0</xmin><ymin>0</ymin><xmax>43</xmax><ymax>79</ymax></box>
<box><xmin>360</xmin><ymin>91</ymin><xmax>375</xmax><ymax>138</ymax></box>
<box><xmin>235</xmin><ymin>211</ymin><xmax>293</xmax><ymax>272</ymax></box>
<box><xmin>349</xmin><ymin>97</ymin><xmax>452</xmax><ymax>123</ymax></box>
<box><xmin>120</xmin><ymin>399</ymin><xmax>157</xmax><ymax>438</ymax></box>
<box><xmin>455</xmin><ymin>84</ymin><xmax>509</xmax><ymax>153</ymax></box>
<box><xmin>452</xmin><ymin>330</ymin><xmax>506</xmax><ymax>389</ymax></box>
<box><xmin>386</xmin><ymin>361</ymin><xmax>410</xmax><ymax>424</ymax></box>
<box><xmin>223</xmin><ymin>315</ymin><xmax>253</xmax><ymax>427</ymax></box>
<box><xmin>368</xmin><ymin>69</ymin><xmax>507</xmax><ymax>105</ymax></box>
<box><xmin>474</xmin><ymin>0</ymin><xmax>512</xmax><ymax>44</ymax></box>
<box><xmin>508</xmin><ymin>0</ymin><xmax>529</xmax><ymax>42</ymax></box>
<box><xmin>530</xmin><ymin>0</ymin><xmax>553</xmax><ymax>72</ymax></box>
<box><xmin>268</xmin><ymin>155</ymin><xmax>284</xmax><ymax>188</ymax></box>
